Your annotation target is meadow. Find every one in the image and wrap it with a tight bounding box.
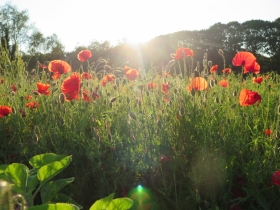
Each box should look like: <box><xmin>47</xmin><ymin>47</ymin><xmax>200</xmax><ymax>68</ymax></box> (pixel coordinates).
<box><xmin>0</xmin><ymin>43</ymin><xmax>280</xmax><ymax>210</ymax></box>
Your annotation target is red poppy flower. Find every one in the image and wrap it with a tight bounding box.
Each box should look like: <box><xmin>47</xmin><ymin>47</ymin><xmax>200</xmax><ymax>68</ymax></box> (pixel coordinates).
<box><xmin>81</xmin><ymin>72</ymin><xmax>92</xmax><ymax>80</ymax></box>
<box><xmin>0</xmin><ymin>105</ymin><xmax>12</xmax><ymax>117</ymax></box>
<box><xmin>244</xmin><ymin>62</ymin><xmax>260</xmax><ymax>74</ymax></box>
<box><xmin>239</xmin><ymin>89</ymin><xmax>261</xmax><ymax>106</ymax></box>
<box><xmin>222</xmin><ymin>68</ymin><xmax>231</xmax><ymax>74</ymax></box>
<box><xmin>48</xmin><ymin>60</ymin><xmax>71</xmax><ymax>80</ymax></box>
<box><xmin>265</xmin><ymin>75</ymin><xmax>269</xmax><ymax>79</ymax></box>
<box><xmin>210</xmin><ymin>65</ymin><xmax>218</xmax><ymax>73</ymax></box>
<box><xmin>25</xmin><ymin>95</ymin><xmax>33</xmax><ymax>101</ymax></box>
<box><xmin>26</xmin><ymin>102</ymin><xmax>40</xmax><ymax>109</ymax></box>
<box><xmin>173</xmin><ymin>47</ymin><xmax>194</xmax><ymax>60</ymax></box>
<box><xmin>10</xmin><ymin>84</ymin><xmax>17</xmax><ymax>92</ymax></box>
<box><xmin>147</xmin><ymin>82</ymin><xmax>158</xmax><ymax>90</ymax></box>
<box><xmin>125</xmin><ymin>69</ymin><xmax>139</xmax><ymax>81</ymax></box>
<box><xmin>232</xmin><ymin>51</ymin><xmax>256</xmax><ymax>67</ymax></box>
<box><xmin>39</xmin><ymin>63</ymin><xmax>48</xmax><ymax>69</ymax></box>
<box><xmin>271</xmin><ymin>170</ymin><xmax>280</xmax><ymax>186</ymax></box>
<box><xmin>91</xmin><ymin>91</ymin><xmax>99</xmax><ymax>100</ymax></box>
<box><xmin>253</xmin><ymin>76</ymin><xmax>263</xmax><ymax>84</ymax></box>
<box><xmin>77</xmin><ymin>50</ymin><xmax>92</xmax><ymax>62</ymax></box>
<box><xmin>264</xmin><ymin>129</ymin><xmax>272</xmax><ymax>136</ymax></box>
<box><xmin>160</xmin><ymin>155</ymin><xmax>170</xmax><ymax>163</ymax></box>
<box><xmin>100</xmin><ymin>74</ymin><xmax>115</xmax><ymax>86</ymax></box>
<box><xmin>61</xmin><ymin>72</ymin><xmax>81</xmax><ymax>101</ymax></box>
<box><xmin>219</xmin><ymin>79</ymin><xmax>229</xmax><ymax>88</ymax></box>
<box><xmin>124</xmin><ymin>66</ymin><xmax>131</xmax><ymax>74</ymax></box>
<box><xmin>19</xmin><ymin>109</ymin><xmax>26</xmax><ymax>118</ymax></box>
<box><xmin>36</xmin><ymin>82</ymin><xmax>51</xmax><ymax>96</ymax></box>
<box><xmin>161</xmin><ymin>83</ymin><xmax>170</xmax><ymax>94</ymax></box>
<box><xmin>82</xmin><ymin>89</ymin><xmax>90</xmax><ymax>102</ymax></box>
<box><xmin>186</xmin><ymin>77</ymin><xmax>208</xmax><ymax>92</ymax></box>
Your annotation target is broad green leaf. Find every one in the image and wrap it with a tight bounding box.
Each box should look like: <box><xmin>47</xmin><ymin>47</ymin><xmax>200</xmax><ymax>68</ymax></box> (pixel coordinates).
<box><xmin>37</xmin><ymin>156</ymin><xmax>72</xmax><ymax>186</ymax></box>
<box><xmin>28</xmin><ymin>203</ymin><xmax>76</xmax><ymax>210</ymax></box>
<box><xmin>29</xmin><ymin>153</ymin><xmax>66</xmax><ymax>169</ymax></box>
<box><xmin>107</xmin><ymin>198</ymin><xmax>133</xmax><ymax>210</ymax></box>
<box><xmin>51</xmin><ymin>193</ymin><xmax>83</xmax><ymax>209</ymax></box>
<box><xmin>27</xmin><ymin>174</ymin><xmax>39</xmax><ymax>195</ymax></box>
<box><xmin>90</xmin><ymin>193</ymin><xmax>115</xmax><ymax>210</ymax></box>
<box><xmin>0</xmin><ymin>173</ymin><xmax>12</xmax><ymax>183</ymax></box>
<box><xmin>41</xmin><ymin>177</ymin><xmax>74</xmax><ymax>203</ymax></box>
<box><xmin>5</xmin><ymin>163</ymin><xmax>29</xmax><ymax>193</ymax></box>
<box><xmin>0</xmin><ymin>164</ymin><xmax>8</xmax><ymax>173</ymax></box>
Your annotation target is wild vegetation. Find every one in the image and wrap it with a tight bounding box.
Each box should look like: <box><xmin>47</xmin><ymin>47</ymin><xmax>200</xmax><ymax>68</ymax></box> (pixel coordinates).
<box><xmin>1</xmin><ymin>2</ymin><xmax>280</xmax><ymax>210</ymax></box>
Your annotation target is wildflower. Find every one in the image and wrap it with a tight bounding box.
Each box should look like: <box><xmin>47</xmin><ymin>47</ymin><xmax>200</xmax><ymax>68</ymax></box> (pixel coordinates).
<box><xmin>0</xmin><ymin>78</ymin><xmax>4</xmax><ymax>84</ymax></box>
<box><xmin>61</xmin><ymin>72</ymin><xmax>81</xmax><ymax>101</ymax></box>
<box><xmin>39</xmin><ymin>63</ymin><xmax>48</xmax><ymax>69</ymax></box>
<box><xmin>160</xmin><ymin>155</ymin><xmax>170</xmax><ymax>163</ymax></box>
<box><xmin>243</xmin><ymin>62</ymin><xmax>260</xmax><ymax>74</ymax></box>
<box><xmin>0</xmin><ymin>105</ymin><xmax>12</xmax><ymax>117</ymax></box>
<box><xmin>147</xmin><ymin>82</ymin><xmax>158</xmax><ymax>90</ymax></box>
<box><xmin>81</xmin><ymin>72</ymin><xmax>93</xmax><ymax>80</ymax></box>
<box><xmin>232</xmin><ymin>51</ymin><xmax>256</xmax><ymax>67</ymax></box>
<box><xmin>271</xmin><ymin>170</ymin><xmax>280</xmax><ymax>186</ymax></box>
<box><xmin>10</xmin><ymin>84</ymin><xmax>17</xmax><ymax>92</ymax></box>
<box><xmin>19</xmin><ymin>109</ymin><xmax>26</xmax><ymax>118</ymax></box>
<box><xmin>36</xmin><ymin>82</ymin><xmax>51</xmax><ymax>96</ymax></box>
<box><xmin>173</xmin><ymin>47</ymin><xmax>194</xmax><ymax>60</ymax></box>
<box><xmin>91</xmin><ymin>91</ymin><xmax>99</xmax><ymax>100</ymax></box>
<box><xmin>239</xmin><ymin>89</ymin><xmax>261</xmax><ymax>106</ymax></box>
<box><xmin>25</xmin><ymin>95</ymin><xmax>33</xmax><ymax>101</ymax></box>
<box><xmin>48</xmin><ymin>60</ymin><xmax>71</xmax><ymax>80</ymax></box>
<box><xmin>210</xmin><ymin>65</ymin><xmax>218</xmax><ymax>73</ymax></box>
<box><xmin>253</xmin><ymin>76</ymin><xmax>263</xmax><ymax>84</ymax></box>
<box><xmin>222</xmin><ymin>68</ymin><xmax>231</xmax><ymax>74</ymax></box>
<box><xmin>264</xmin><ymin>129</ymin><xmax>272</xmax><ymax>136</ymax></box>
<box><xmin>124</xmin><ymin>66</ymin><xmax>131</xmax><ymax>74</ymax></box>
<box><xmin>100</xmin><ymin>74</ymin><xmax>115</xmax><ymax>86</ymax></box>
<box><xmin>125</xmin><ymin>69</ymin><xmax>139</xmax><ymax>81</ymax></box>
<box><xmin>161</xmin><ymin>83</ymin><xmax>170</xmax><ymax>94</ymax></box>
<box><xmin>82</xmin><ymin>89</ymin><xmax>90</xmax><ymax>102</ymax></box>
<box><xmin>219</xmin><ymin>79</ymin><xmax>229</xmax><ymax>88</ymax></box>
<box><xmin>26</xmin><ymin>102</ymin><xmax>40</xmax><ymax>109</ymax></box>
<box><xmin>77</xmin><ymin>50</ymin><xmax>92</xmax><ymax>62</ymax></box>
<box><xmin>186</xmin><ymin>77</ymin><xmax>208</xmax><ymax>92</ymax></box>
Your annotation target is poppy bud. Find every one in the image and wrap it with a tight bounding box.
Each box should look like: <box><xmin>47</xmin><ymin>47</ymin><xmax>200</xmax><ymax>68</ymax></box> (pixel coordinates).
<box><xmin>52</xmin><ymin>82</ymin><xmax>57</xmax><ymax>86</ymax></box>
<box><xmin>11</xmin><ymin>91</ymin><xmax>15</xmax><ymax>96</ymax></box>
<box><xmin>209</xmin><ymin>80</ymin><xmax>215</xmax><ymax>88</ymax></box>
<box><xmin>18</xmin><ymin>83</ymin><xmax>21</xmax><ymax>88</ymax></box>
<box><xmin>146</xmin><ymin>91</ymin><xmax>149</xmax><ymax>96</ymax></box>
<box><xmin>191</xmin><ymin>88</ymin><xmax>195</xmax><ymax>96</ymax></box>
<box><xmin>218</xmin><ymin>49</ymin><xmax>224</xmax><ymax>55</ymax></box>
<box><xmin>126</xmin><ymin>97</ymin><xmax>130</xmax><ymax>104</ymax></box>
<box><xmin>59</xmin><ymin>93</ymin><xmax>65</xmax><ymax>104</ymax></box>
<box><xmin>129</xmin><ymin>111</ymin><xmax>137</xmax><ymax>120</ymax></box>
<box><xmin>215</xmin><ymin>97</ymin><xmax>219</xmax><ymax>103</ymax></box>
<box><xmin>170</xmin><ymin>53</ymin><xmax>175</xmax><ymax>58</ymax></box>
<box><xmin>208</xmin><ymin>61</ymin><xmax>212</xmax><ymax>67</ymax></box>
<box><xmin>157</xmin><ymin>119</ymin><xmax>162</xmax><ymax>129</ymax></box>
<box><xmin>231</xmin><ymin>104</ymin><xmax>236</xmax><ymax>109</ymax></box>
<box><xmin>52</xmin><ymin>88</ymin><xmax>58</xmax><ymax>93</ymax></box>
<box><xmin>179</xmin><ymin>107</ymin><xmax>185</xmax><ymax>116</ymax></box>
<box><xmin>110</xmin><ymin>97</ymin><xmax>117</xmax><ymax>103</ymax></box>
<box><xmin>115</xmin><ymin>79</ymin><xmax>120</xmax><ymax>87</ymax></box>
<box><xmin>33</xmin><ymin>91</ymin><xmax>40</xmax><ymax>96</ymax></box>
<box><xmin>233</xmin><ymin>90</ymin><xmax>237</xmax><ymax>97</ymax></box>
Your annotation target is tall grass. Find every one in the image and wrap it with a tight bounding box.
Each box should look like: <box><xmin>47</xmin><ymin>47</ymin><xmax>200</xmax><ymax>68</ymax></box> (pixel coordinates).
<box><xmin>1</xmin><ymin>44</ymin><xmax>280</xmax><ymax>209</ymax></box>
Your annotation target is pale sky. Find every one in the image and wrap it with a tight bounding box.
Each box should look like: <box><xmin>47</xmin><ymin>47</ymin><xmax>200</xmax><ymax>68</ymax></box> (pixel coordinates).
<box><xmin>1</xmin><ymin>0</ymin><xmax>280</xmax><ymax>52</ymax></box>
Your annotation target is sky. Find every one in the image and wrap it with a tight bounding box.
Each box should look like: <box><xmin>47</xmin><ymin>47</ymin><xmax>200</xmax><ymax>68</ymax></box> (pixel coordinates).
<box><xmin>1</xmin><ymin>0</ymin><xmax>280</xmax><ymax>52</ymax></box>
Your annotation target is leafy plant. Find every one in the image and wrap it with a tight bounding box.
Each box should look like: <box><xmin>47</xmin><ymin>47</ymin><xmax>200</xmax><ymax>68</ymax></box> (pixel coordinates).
<box><xmin>89</xmin><ymin>193</ymin><xmax>133</xmax><ymax>210</ymax></box>
<box><xmin>0</xmin><ymin>153</ymin><xmax>82</xmax><ymax>209</ymax></box>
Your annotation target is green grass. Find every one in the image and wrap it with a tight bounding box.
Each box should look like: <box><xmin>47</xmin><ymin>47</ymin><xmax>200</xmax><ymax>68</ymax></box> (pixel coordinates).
<box><xmin>1</xmin><ymin>45</ymin><xmax>280</xmax><ymax>210</ymax></box>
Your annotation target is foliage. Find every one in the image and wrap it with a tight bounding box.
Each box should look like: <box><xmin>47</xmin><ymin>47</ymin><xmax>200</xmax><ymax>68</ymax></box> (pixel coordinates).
<box><xmin>0</xmin><ymin>153</ymin><xmax>81</xmax><ymax>209</ymax></box>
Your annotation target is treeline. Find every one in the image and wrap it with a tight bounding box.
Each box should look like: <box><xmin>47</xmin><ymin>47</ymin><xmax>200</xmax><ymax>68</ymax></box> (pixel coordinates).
<box><xmin>1</xmin><ymin>2</ymin><xmax>280</xmax><ymax>74</ymax></box>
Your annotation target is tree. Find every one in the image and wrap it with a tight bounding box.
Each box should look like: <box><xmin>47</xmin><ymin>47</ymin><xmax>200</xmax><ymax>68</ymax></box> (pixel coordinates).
<box><xmin>0</xmin><ymin>2</ymin><xmax>34</xmax><ymax>49</ymax></box>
